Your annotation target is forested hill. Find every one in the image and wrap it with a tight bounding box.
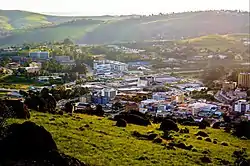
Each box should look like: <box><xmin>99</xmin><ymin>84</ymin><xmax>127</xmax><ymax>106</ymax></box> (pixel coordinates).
<box><xmin>0</xmin><ymin>10</ymin><xmax>249</xmax><ymax>45</ymax></box>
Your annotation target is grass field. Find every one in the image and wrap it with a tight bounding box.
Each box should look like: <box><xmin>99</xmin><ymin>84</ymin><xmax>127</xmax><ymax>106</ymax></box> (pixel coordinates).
<box><xmin>181</xmin><ymin>34</ymin><xmax>249</xmax><ymax>51</ymax></box>
<box><xmin>7</xmin><ymin>112</ymin><xmax>250</xmax><ymax>166</ymax></box>
<box><xmin>0</xmin><ymin>75</ymin><xmax>43</xmax><ymax>90</ymax></box>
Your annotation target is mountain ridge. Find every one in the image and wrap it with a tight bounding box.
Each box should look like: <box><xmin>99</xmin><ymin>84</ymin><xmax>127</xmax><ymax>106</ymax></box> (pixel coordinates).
<box><xmin>0</xmin><ymin>10</ymin><xmax>249</xmax><ymax>45</ymax></box>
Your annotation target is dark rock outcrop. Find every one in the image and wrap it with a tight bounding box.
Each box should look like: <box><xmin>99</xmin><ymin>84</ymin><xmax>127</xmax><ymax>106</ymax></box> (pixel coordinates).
<box><xmin>195</xmin><ymin>131</ymin><xmax>209</xmax><ymax>137</ymax></box>
<box><xmin>114</xmin><ymin>114</ymin><xmax>151</xmax><ymax>126</ymax></box>
<box><xmin>212</xmin><ymin>122</ymin><xmax>221</xmax><ymax>129</ymax></box>
<box><xmin>233</xmin><ymin>121</ymin><xmax>250</xmax><ymax>139</ymax></box>
<box><xmin>116</xmin><ymin>119</ymin><xmax>127</xmax><ymax>127</ymax></box>
<box><xmin>0</xmin><ymin>121</ymin><xmax>85</xmax><ymax>166</ymax></box>
<box><xmin>160</xmin><ymin>119</ymin><xmax>179</xmax><ymax>132</ymax></box>
<box><xmin>200</xmin><ymin>156</ymin><xmax>212</xmax><ymax>163</ymax></box>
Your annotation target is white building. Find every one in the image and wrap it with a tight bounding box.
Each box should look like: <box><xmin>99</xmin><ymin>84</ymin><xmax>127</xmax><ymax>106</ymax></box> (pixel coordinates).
<box><xmin>93</xmin><ymin>60</ymin><xmax>128</xmax><ymax>74</ymax></box>
<box><xmin>234</xmin><ymin>100</ymin><xmax>250</xmax><ymax>113</ymax></box>
<box><xmin>101</xmin><ymin>88</ymin><xmax>117</xmax><ymax>99</ymax></box>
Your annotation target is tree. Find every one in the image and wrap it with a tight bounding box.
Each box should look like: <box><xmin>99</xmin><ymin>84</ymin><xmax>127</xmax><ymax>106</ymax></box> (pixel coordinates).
<box><xmin>63</xmin><ymin>38</ymin><xmax>74</xmax><ymax>45</ymax></box>
<box><xmin>71</xmin><ymin>60</ymin><xmax>87</xmax><ymax>75</ymax></box>
<box><xmin>0</xmin><ymin>57</ymin><xmax>11</xmax><ymax>67</ymax></box>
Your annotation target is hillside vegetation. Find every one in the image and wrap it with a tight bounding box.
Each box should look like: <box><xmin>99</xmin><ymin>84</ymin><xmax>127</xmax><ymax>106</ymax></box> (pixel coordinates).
<box><xmin>180</xmin><ymin>34</ymin><xmax>250</xmax><ymax>51</ymax></box>
<box><xmin>0</xmin><ymin>10</ymin><xmax>249</xmax><ymax>45</ymax></box>
<box><xmin>8</xmin><ymin>112</ymin><xmax>250</xmax><ymax>166</ymax></box>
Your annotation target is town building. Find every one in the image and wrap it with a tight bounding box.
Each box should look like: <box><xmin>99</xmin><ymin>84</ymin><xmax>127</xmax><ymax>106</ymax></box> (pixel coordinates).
<box><xmin>29</xmin><ymin>51</ymin><xmax>50</xmax><ymax>60</ymax></box>
<box><xmin>54</xmin><ymin>56</ymin><xmax>75</xmax><ymax>66</ymax></box>
<box><xmin>93</xmin><ymin>60</ymin><xmax>128</xmax><ymax>74</ymax></box>
<box><xmin>234</xmin><ymin>100</ymin><xmax>250</xmax><ymax>113</ymax></box>
<box><xmin>238</xmin><ymin>73</ymin><xmax>250</xmax><ymax>89</ymax></box>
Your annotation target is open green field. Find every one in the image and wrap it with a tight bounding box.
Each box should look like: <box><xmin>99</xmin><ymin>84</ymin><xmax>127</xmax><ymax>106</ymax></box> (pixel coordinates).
<box><xmin>0</xmin><ymin>76</ymin><xmax>43</xmax><ymax>90</ymax></box>
<box><xmin>7</xmin><ymin>112</ymin><xmax>250</xmax><ymax>166</ymax></box>
<box><xmin>180</xmin><ymin>34</ymin><xmax>249</xmax><ymax>51</ymax></box>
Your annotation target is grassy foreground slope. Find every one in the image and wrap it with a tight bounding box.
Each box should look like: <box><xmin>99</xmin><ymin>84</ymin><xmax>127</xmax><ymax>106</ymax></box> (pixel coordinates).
<box><xmin>8</xmin><ymin>112</ymin><xmax>250</xmax><ymax>166</ymax></box>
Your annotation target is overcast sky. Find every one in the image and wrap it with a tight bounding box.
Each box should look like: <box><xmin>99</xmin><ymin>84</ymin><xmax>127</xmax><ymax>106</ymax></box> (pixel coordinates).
<box><xmin>0</xmin><ymin>0</ymin><xmax>249</xmax><ymax>16</ymax></box>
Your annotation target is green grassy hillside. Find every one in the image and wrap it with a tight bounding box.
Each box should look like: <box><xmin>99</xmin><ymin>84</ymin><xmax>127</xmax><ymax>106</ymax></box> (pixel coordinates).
<box><xmin>8</xmin><ymin>112</ymin><xmax>250</xmax><ymax>166</ymax></box>
<box><xmin>0</xmin><ymin>10</ymin><xmax>249</xmax><ymax>45</ymax></box>
<box><xmin>180</xmin><ymin>34</ymin><xmax>250</xmax><ymax>51</ymax></box>
<box><xmin>0</xmin><ymin>10</ymin><xmax>80</xmax><ymax>30</ymax></box>
<box><xmin>0</xmin><ymin>19</ymin><xmax>102</xmax><ymax>45</ymax></box>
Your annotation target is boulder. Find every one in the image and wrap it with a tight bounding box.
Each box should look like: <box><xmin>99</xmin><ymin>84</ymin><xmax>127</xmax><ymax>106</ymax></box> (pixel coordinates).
<box><xmin>233</xmin><ymin>121</ymin><xmax>250</xmax><ymax>139</ymax></box>
<box><xmin>168</xmin><ymin>142</ymin><xmax>193</xmax><ymax>150</ymax></box>
<box><xmin>0</xmin><ymin>121</ymin><xmax>85</xmax><ymax>166</ymax></box>
<box><xmin>205</xmin><ymin>137</ymin><xmax>212</xmax><ymax>142</ymax></box>
<box><xmin>201</xmin><ymin>119</ymin><xmax>210</xmax><ymax>127</ymax></box>
<box><xmin>116</xmin><ymin>119</ymin><xmax>127</xmax><ymax>127</ymax></box>
<box><xmin>160</xmin><ymin>119</ymin><xmax>179</xmax><ymax>132</ymax></box>
<box><xmin>221</xmin><ymin>142</ymin><xmax>229</xmax><ymax>146</ymax></box>
<box><xmin>153</xmin><ymin>137</ymin><xmax>163</xmax><ymax>144</ymax></box>
<box><xmin>162</xmin><ymin>131</ymin><xmax>174</xmax><ymax>140</ymax></box>
<box><xmin>114</xmin><ymin>114</ymin><xmax>151</xmax><ymax>126</ymax></box>
<box><xmin>195</xmin><ymin>131</ymin><xmax>209</xmax><ymax>137</ymax></box>
<box><xmin>233</xmin><ymin>149</ymin><xmax>250</xmax><ymax>166</ymax></box>
<box><xmin>132</xmin><ymin>131</ymin><xmax>158</xmax><ymax>141</ymax></box>
<box><xmin>212</xmin><ymin>122</ymin><xmax>221</xmax><ymax>129</ymax></box>
<box><xmin>197</xmin><ymin>136</ymin><xmax>203</xmax><ymax>140</ymax></box>
<box><xmin>198</xmin><ymin>123</ymin><xmax>207</xmax><ymax>129</ymax></box>
<box><xmin>200</xmin><ymin>156</ymin><xmax>212</xmax><ymax>163</ymax></box>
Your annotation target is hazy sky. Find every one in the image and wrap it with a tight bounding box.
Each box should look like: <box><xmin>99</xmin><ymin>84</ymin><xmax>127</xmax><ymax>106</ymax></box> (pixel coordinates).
<box><xmin>0</xmin><ymin>0</ymin><xmax>249</xmax><ymax>16</ymax></box>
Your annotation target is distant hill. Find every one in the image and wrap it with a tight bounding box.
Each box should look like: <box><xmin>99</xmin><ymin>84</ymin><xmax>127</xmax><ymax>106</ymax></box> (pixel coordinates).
<box><xmin>179</xmin><ymin>34</ymin><xmax>250</xmax><ymax>51</ymax></box>
<box><xmin>0</xmin><ymin>10</ymin><xmax>249</xmax><ymax>45</ymax></box>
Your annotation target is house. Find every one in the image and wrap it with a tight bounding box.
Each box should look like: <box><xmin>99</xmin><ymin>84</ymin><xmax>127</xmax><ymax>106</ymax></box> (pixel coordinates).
<box><xmin>8</xmin><ymin>62</ymin><xmax>20</xmax><ymax>69</ymax></box>
<box><xmin>234</xmin><ymin>100</ymin><xmax>250</xmax><ymax>113</ymax></box>
<box><xmin>24</xmin><ymin>67</ymin><xmax>40</xmax><ymax>74</ymax></box>
<box><xmin>29</xmin><ymin>62</ymin><xmax>42</xmax><ymax>68</ymax></box>
<box><xmin>93</xmin><ymin>60</ymin><xmax>128</xmax><ymax>74</ymax></box>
